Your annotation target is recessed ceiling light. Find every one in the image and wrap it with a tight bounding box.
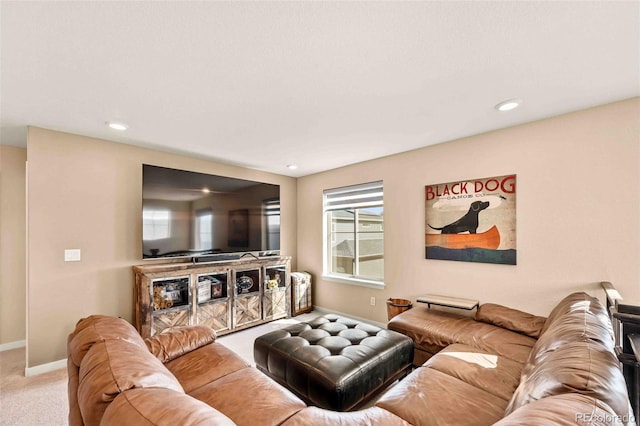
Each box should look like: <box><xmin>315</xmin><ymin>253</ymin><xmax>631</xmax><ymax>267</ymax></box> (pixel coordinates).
<box><xmin>495</xmin><ymin>99</ymin><xmax>522</xmax><ymax>112</ymax></box>
<box><xmin>106</xmin><ymin>121</ymin><xmax>129</xmax><ymax>131</ymax></box>
<box><xmin>287</xmin><ymin>164</ymin><xmax>298</xmax><ymax>170</ymax></box>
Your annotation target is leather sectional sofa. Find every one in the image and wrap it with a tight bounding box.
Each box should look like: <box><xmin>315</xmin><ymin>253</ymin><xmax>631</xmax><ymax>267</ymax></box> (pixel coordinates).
<box><xmin>67</xmin><ymin>292</ymin><xmax>635</xmax><ymax>425</ymax></box>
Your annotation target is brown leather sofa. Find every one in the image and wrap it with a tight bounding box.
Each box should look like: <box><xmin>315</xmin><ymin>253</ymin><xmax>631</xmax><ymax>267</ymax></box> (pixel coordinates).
<box><xmin>68</xmin><ymin>292</ymin><xmax>636</xmax><ymax>425</ymax></box>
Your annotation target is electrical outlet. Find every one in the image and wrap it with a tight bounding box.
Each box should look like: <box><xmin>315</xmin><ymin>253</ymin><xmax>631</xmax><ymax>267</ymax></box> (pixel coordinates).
<box><xmin>64</xmin><ymin>249</ymin><xmax>81</xmax><ymax>262</ymax></box>
<box><xmin>370</xmin><ymin>297</ymin><xmax>376</xmax><ymax>306</ymax></box>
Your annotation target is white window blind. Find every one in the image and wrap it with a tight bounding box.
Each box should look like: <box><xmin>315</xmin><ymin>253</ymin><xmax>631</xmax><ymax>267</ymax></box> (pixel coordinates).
<box><xmin>323</xmin><ymin>181</ymin><xmax>384</xmax><ymax>211</ymax></box>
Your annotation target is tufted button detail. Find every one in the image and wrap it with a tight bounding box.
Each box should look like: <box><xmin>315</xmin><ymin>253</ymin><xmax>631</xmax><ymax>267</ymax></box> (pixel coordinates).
<box><xmin>307</xmin><ymin>317</ymin><xmax>330</xmax><ymax>328</ymax></box>
<box><xmin>295</xmin><ymin>344</ymin><xmax>331</xmax><ymax>363</ymax></box>
<box><xmin>273</xmin><ymin>335</ymin><xmax>309</xmax><ymax>353</ymax></box>
<box><xmin>337</xmin><ymin>317</ymin><xmax>361</xmax><ymax>328</ymax></box>
<box><xmin>323</xmin><ymin>314</ymin><xmax>341</xmax><ymax>322</ymax></box>
<box><xmin>299</xmin><ymin>328</ymin><xmax>330</xmax><ymax>344</ymax></box>
<box><xmin>338</xmin><ymin>328</ymin><xmax>369</xmax><ymax>345</ymax></box>
<box><xmin>317</xmin><ymin>336</ymin><xmax>351</xmax><ymax>355</ymax></box>
<box><xmin>355</xmin><ymin>322</ymin><xmax>382</xmax><ymax>336</ymax></box>
<box><xmin>285</xmin><ymin>323</ymin><xmax>311</xmax><ymax>337</ymax></box>
<box><xmin>319</xmin><ymin>322</ymin><xmax>348</xmax><ymax>335</ymax></box>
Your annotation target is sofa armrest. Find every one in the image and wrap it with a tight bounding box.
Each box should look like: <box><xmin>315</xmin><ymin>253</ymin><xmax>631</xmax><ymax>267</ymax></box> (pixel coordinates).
<box><xmin>145</xmin><ymin>325</ymin><xmax>216</xmax><ymax>363</ymax></box>
<box><xmin>475</xmin><ymin>303</ymin><xmax>546</xmax><ymax>338</ymax></box>
<box><xmin>103</xmin><ymin>388</ymin><xmax>236</xmax><ymax>426</ymax></box>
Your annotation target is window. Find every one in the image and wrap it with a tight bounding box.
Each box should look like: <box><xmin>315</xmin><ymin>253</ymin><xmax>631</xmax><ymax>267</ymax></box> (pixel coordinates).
<box><xmin>195</xmin><ymin>209</ymin><xmax>213</xmax><ymax>250</ymax></box>
<box><xmin>263</xmin><ymin>199</ymin><xmax>280</xmax><ymax>250</ymax></box>
<box><xmin>323</xmin><ymin>181</ymin><xmax>384</xmax><ymax>285</ymax></box>
<box><xmin>143</xmin><ymin>209</ymin><xmax>170</xmax><ymax>240</ymax></box>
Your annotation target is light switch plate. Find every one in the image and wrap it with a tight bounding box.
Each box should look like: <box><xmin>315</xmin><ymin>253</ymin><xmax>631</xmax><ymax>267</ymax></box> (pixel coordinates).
<box><xmin>64</xmin><ymin>249</ymin><xmax>81</xmax><ymax>262</ymax></box>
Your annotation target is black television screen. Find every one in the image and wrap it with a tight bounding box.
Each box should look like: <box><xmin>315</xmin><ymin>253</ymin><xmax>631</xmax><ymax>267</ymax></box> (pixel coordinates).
<box><xmin>142</xmin><ymin>164</ymin><xmax>280</xmax><ymax>260</ymax></box>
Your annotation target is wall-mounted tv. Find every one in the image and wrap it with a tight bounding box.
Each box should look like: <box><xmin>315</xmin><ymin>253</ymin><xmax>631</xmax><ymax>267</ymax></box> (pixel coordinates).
<box><xmin>142</xmin><ymin>164</ymin><xmax>280</xmax><ymax>260</ymax></box>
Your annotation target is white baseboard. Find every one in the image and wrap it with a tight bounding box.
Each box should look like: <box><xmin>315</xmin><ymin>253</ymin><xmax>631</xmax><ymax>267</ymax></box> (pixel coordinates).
<box><xmin>1</xmin><ymin>340</ymin><xmax>66</xmax><ymax>377</ymax></box>
<box><xmin>313</xmin><ymin>305</ymin><xmax>387</xmax><ymax>329</ymax></box>
<box><xmin>25</xmin><ymin>358</ymin><xmax>66</xmax><ymax>377</ymax></box>
<box><xmin>0</xmin><ymin>340</ymin><xmax>26</xmax><ymax>352</ymax></box>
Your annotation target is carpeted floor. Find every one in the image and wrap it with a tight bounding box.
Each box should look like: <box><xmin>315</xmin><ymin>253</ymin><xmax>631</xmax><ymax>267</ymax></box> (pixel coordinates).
<box><xmin>0</xmin><ymin>347</ymin><xmax>68</xmax><ymax>426</ymax></box>
<box><xmin>0</xmin><ymin>312</ymin><xmax>320</xmax><ymax>426</ymax></box>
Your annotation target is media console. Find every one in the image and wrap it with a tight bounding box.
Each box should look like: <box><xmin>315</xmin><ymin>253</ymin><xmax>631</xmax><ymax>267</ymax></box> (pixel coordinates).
<box><xmin>133</xmin><ymin>256</ymin><xmax>291</xmax><ymax>338</ymax></box>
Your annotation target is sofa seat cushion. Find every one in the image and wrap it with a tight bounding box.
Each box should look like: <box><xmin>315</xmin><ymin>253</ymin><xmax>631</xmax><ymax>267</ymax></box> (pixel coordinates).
<box><xmin>282</xmin><ymin>406</ymin><xmax>410</xmax><ymax>426</ymax></box>
<box><xmin>189</xmin><ymin>367</ymin><xmax>306</xmax><ymax>426</ymax></box>
<box><xmin>78</xmin><ymin>338</ymin><xmax>184</xmax><ymax>426</ymax></box>
<box><xmin>165</xmin><ymin>342</ymin><xmax>251</xmax><ymax>394</ymax></box>
<box><xmin>423</xmin><ymin>343</ymin><xmax>523</xmax><ymax>402</ymax></box>
<box><xmin>496</xmin><ymin>393</ymin><xmax>630</xmax><ymax>426</ymax></box>
<box><xmin>102</xmin><ymin>388</ymin><xmax>236</xmax><ymax>426</ymax></box>
<box><xmin>375</xmin><ymin>367</ymin><xmax>507</xmax><ymax>426</ymax></box>
<box><xmin>388</xmin><ymin>308</ymin><xmax>468</xmax><ymax>354</ymax></box>
<box><xmin>388</xmin><ymin>307</ymin><xmax>536</xmax><ymax>363</ymax></box>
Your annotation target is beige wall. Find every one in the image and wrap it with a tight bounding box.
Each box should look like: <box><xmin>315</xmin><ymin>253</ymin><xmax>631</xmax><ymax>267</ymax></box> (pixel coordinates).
<box><xmin>0</xmin><ymin>146</ymin><xmax>27</xmax><ymax>345</ymax></box>
<box><xmin>297</xmin><ymin>98</ymin><xmax>640</xmax><ymax>321</ymax></box>
<box><xmin>26</xmin><ymin>127</ymin><xmax>297</xmax><ymax>367</ymax></box>
<box><xmin>12</xmin><ymin>97</ymin><xmax>640</xmax><ymax>369</ymax></box>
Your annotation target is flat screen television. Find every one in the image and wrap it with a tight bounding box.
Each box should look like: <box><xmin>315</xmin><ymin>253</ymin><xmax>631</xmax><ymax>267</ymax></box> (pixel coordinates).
<box><xmin>142</xmin><ymin>164</ymin><xmax>280</xmax><ymax>260</ymax></box>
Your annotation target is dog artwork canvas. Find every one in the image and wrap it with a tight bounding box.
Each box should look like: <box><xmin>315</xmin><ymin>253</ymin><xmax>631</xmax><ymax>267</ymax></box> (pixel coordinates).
<box><xmin>425</xmin><ymin>174</ymin><xmax>516</xmax><ymax>264</ymax></box>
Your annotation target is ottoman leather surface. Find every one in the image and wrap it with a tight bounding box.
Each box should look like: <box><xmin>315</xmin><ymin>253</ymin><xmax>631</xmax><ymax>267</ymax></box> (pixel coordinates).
<box><xmin>254</xmin><ymin>314</ymin><xmax>414</xmax><ymax>411</ymax></box>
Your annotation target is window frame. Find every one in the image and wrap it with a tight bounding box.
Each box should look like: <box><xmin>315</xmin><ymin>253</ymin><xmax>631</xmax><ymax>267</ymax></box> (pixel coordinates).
<box><xmin>322</xmin><ymin>181</ymin><xmax>384</xmax><ymax>289</ymax></box>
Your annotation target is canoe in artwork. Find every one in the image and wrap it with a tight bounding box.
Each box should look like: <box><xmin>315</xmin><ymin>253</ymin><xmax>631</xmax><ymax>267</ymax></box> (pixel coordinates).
<box><xmin>425</xmin><ymin>225</ymin><xmax>500</xmax><ymax>250</ymax></box>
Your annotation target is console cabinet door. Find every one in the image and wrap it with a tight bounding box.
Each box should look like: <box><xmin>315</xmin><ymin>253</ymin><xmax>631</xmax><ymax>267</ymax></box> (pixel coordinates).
<box><xmin>234</xmin><ymin>294</ymin><xmax>262</xmax><ymax>327</ymax></box>
<box><xmin>152</xmin><ymin>309</ymin><xmax>190</xmax><ymax>335</ymax></box>
<box><xmin>263</xmin><ymin>264</ymin><xmax>289</xmax><ymax>320</ymax></box>
<box><xmin>150</xmin><ymin>276</ymin><xmax>191</xmax><ymax>335</ymax></box>
<box><xmin>196</xmin><ymin>271</ymin><xmax>231</xmax><ymax>333</ymax></box>
<box><xmin>263</xmin><ymin>289</ymin><xmax>288</xmax><ymax>320</ymax></box>
<box><xmin>233</xmin><ymin>268</ymin><xmax>262</xmax><ymax>328</ymax></box>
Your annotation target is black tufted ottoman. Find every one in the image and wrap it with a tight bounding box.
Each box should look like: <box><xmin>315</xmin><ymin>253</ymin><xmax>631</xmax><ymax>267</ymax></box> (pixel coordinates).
<box><xmin>253</xmin><ymin>314</ymin><xmax>414</xmax><ymax>411</ymax></box>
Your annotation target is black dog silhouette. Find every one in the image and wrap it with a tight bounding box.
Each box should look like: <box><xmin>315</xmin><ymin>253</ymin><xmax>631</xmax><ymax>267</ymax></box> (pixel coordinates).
<box><xmin>428</xmin><ymin>201</ymin><xmax>490</xmax><ymax>234</ymax></box>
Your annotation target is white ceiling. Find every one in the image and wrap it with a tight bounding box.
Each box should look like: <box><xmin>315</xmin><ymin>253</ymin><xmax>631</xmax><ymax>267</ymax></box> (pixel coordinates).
<box><xmin>1</xmin><ymin>1</ymin><xmax>639</xmax><ymax>177</ymax></box>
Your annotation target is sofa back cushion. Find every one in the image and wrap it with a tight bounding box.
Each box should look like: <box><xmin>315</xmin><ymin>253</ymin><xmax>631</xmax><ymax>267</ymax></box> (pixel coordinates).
<box><xmin>505</xmin><ymin>292</ymin><xmax>632</xmax><ymax>420</ymax></box>
<box><xmin>506</xmin><ymin>341</ymin><xmax>629</xmax><ymax>417</ymax></box>
<box><xmin>77</xmin><ymin>337</ymin><xmax>184</xmax><ymax>425</ymax></box>
<box><xmin>539</xmin><ymin>291</ymin><xmax>612</xmax><ymax>338</ymax></box>
<box><xmin>475</xmin><ymin>303</ymin><xmax>546</xmax><ymax>338</ymax></box>
<box><xmin>522</xmin><ymin>292</ymin><xmax>615</xmax><ymax>378</ymax></box>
